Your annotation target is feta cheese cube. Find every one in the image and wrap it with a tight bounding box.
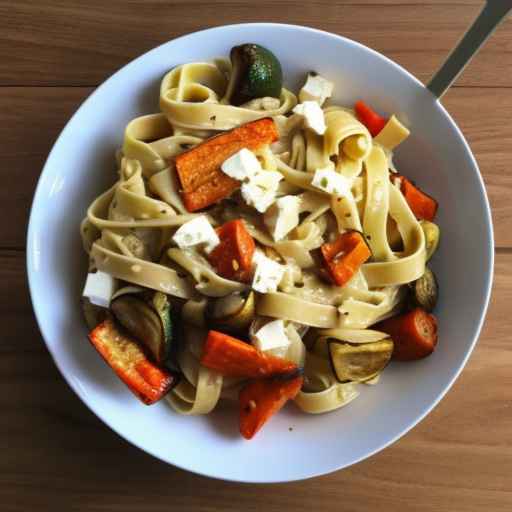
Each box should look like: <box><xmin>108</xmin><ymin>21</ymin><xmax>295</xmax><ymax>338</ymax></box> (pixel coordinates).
<box><xmin>172</xmin><ymin>216</ymin><xmax>220</xmax><ymax>252</ymax></box>
<box><xmin>82</xmin><ymin>271</ymin><xmax>117</xmax><ymax>308</ymax></box>
<box><xmin>264</xmin><ymin>195</ymin><xmax>301</xmax><ymax>241</ymax></box>
<box><xmin>253</xmin><ymin>319</ymin><xmax>291</xmax><ymax>352</ymax></box>
<box><xmin>252</xmin><ymin>252</ymin><xmax>285</xmax><ymax>293</ymax></box>
<box><xmin>221</xmin><ymin>148</ymin><xmax>261</xmax><ymax>182</ymax></box>
<box><xmin>241</xmin><ymin>170</ymin><xmax>283</xmax><ymax>213</ymax></box>
<box><xmin>312</xmin><ymin>167</ymin><xmax>351</xmax><ymax>197</ymax></box>
<box><xmin>292</xmin><ymin>101</ymin><xmax>326</xmax><ymax>135</ymax></box>
<box><xmin>299</xmin><ymin>73</ymin><xmax>334</xmax><ymax>106</ymax></box>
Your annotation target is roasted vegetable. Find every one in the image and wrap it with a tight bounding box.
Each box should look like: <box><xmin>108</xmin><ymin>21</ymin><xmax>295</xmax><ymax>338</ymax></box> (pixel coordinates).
<box><xmin>175</xmin><ymin>118</ymin><xmax>279</xmax><ymax>211</ymax></box>
<box><xmin>227</xmin><ymin>44</ymin><xmax>283</xmax><ymax>106</ymax></box>
<box><xmin>208</xmin><ymin>219</ymin><xmax>255</xmax><ymax>282</ymax></box>
<box><xmin>421</xmin><ymin>220</ymin><xmax>440</xmax><ymax>261</ymax></box>
<box><xmin>409</xmin><ymin>267</ymin><xmax>438</xmax><ymax>312</ymax></box>
<box><xmin>88</xmin><ymin>317</ymin><xmax>175</xmax><ymax>404</ymax></box>
<box><xmin>82</xmin><ymin>298</ymin><xmax>107</xmax><ymax>330</ymax></box>
<box><xmin>395</xmin><ymin>175</ymin><xmax>438</xmax><ymax>221</ymax></box>
<box><xmin>320</xmin><ymin>230</ymin><xmax>372</xmax><ymax>287</ymax></box>
<box><xmin>206</xmin><ymin>291</ymin><xmax>255</xmax><ymax>334</ymax></box>
<box><xmin>200</xmin><ymin>330</ymin><xmax>297</xmax><ymax>378</ymax></box>
<box><xmin>376</xmin><ymin>308</ymin><xmax>438</xmax><ymax>361</ymax></box>
<box><xmin>355</xmin><ymin>100</ymin><xmax>387</xmax><ymax>137</ymax></box>
<box><xmin>239</xmin><ymin>374</ymin><xmax>303</xmax><ymax>439</ymax></box>
<box><xmin>328</xmin><ymin>339</ymin><xmax>394</xmax><ymax>383</ymax></box>
<box><xmin>111</xmin><ymin>289</ymin><xmax>174</xmax><ymax>367</ymax></box>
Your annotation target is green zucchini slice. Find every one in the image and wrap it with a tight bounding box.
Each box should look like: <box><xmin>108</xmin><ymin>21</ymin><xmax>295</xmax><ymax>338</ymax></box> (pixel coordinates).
<box><xmin>328</xmin><ymin>339</ymin><xmax>394</xmax><ymax>383</ymax></box>
<box><xmin>111</xmin><ymin>289</ymin><xmax>174</xmax><ymax>367</ymax></box>
<box><xmin>206</xmin><ymin>291</ymin><xmax>255</xmax><ymax>334</ymax></box>
<box><xmin>410</xmin><ymin>267</ymin><xmax>438</xmax><ymax>312</ymax></box>
<box><xmin>420</xmin><ymin>220</ymin><xmax>440</xmax><ymax>261</ymax></box>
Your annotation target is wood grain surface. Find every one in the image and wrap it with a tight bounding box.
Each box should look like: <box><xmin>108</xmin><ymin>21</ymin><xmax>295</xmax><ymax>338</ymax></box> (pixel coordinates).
<box><xmin>1</xmin><ymin>1</ymin><xmax>511</xmax><ymax>511</ymax></box>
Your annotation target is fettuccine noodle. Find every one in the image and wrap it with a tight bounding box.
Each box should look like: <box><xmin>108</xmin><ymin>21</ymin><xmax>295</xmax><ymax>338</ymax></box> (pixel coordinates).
<box><xmin>80</xmin><ymin>46</ymin><xmax>437</xmax><ymax>430</ymax></box>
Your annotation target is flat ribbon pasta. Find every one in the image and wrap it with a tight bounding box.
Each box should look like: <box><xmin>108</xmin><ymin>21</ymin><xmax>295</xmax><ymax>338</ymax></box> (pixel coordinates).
<box><xmin>166</xmin><ymin>355</ymin><xmax>223</xmax><ymax>415</ymax></box>
<box><xmin>362</xmin><ymin>178</ymin><xmax>426</xmax><ymax>287</ymax></box>
<box><xmin>256</xmin><ymin>292</ymin><xmax>338</xmax><ymax>328</ymax></box>
<box><xmin>294</xmin><ymin>382</ymin><xmax>360</xmax><ymax>414</ymax></box>
<box><xmin>122</xmin><ymin>114</ymin><xmax>174</xmax><ymax>177</ymax></box>
<box><xmin>90</xmin><ymin>242</ymin><xmax>194</xmax><ymax>298</ymax></box>
<box><xmin>167</xmin><ymin>248</ymin><xmax>247</xmax><ymax>297</ymax></box>
<box><xmin>160</xmin><ymin>62</ymin><xmax>297</xmax><ymax>131</ymax></box>
<box><xmin>363</xmin><ymin>146</ymin><xmax>394</xmax><ymax>261</ymax></box>
<box><xmin>324</xmin><ymin>110</ymin><xmax>372</xmax><ymax>160</ymax></box>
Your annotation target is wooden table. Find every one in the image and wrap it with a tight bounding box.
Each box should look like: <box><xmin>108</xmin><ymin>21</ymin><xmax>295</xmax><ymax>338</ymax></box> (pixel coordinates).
<box><xmin>2</xmin><ymin>1</ymin><xmax>511</xmax><ymax>510</ymax></box>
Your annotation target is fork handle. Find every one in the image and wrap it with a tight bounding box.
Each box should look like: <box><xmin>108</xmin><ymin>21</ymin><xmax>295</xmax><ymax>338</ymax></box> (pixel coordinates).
<box><xmin>427</xmin><ymin>0</ymin><xmax>512</xmax><ymax>99</ymax></box>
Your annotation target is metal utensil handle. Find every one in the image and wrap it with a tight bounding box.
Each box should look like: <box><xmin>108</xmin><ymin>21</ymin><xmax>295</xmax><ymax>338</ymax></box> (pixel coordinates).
<box><xmin>427</xmin><ymin>0</ymin><xmax>512</xmax><ymax>99</ymax></box>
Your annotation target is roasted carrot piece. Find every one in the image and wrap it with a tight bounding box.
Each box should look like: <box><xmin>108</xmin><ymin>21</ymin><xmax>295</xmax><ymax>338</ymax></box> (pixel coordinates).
<box><xmin>239</xmin><ymin>375</ymin><xmax>303</xmax><ymax>440</ymax></box>
<box><xmin>88</xmin><ymin>318</ymin><xmax>175</xmax><ymax>405</ymax></box>
<box><xmin>355</xmin><ymin>100</ymin><xmax>388</xmax><ymax>137</ymax></box>
<box><xmin>208</xmin><ymin>219</ymin><xmax>255</xmax><ymax>282</ymax></box>
<box><xmin>200</xmin><ymin>330</ymin><xmax>297</xmax><ymax>378</ymax></box>
<box><xmin>376</xmin><ymin>307</ymin><xmax>438</xmax><ymax>361</ymax></box>
<box><xmin>320</xmin><ymin>230</ymin><xmax>371</xmax><ymax>287</ymax></box>
<box><xmin>396</xmin><ymin>175</ymin><xmax>438</xmax><ymax>221</ymax></box>
<box><xmin>175</xmin><ymin>118</ymin><xmax>279</xmax><ymax>211</ymax></box>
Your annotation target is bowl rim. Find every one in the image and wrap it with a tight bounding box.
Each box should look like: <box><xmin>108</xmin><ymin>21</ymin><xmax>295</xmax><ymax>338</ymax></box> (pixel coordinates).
<box><xmin>26</xmin><ymin>22</ymin><xmax>494</xmax><ymax>483</ymax></box>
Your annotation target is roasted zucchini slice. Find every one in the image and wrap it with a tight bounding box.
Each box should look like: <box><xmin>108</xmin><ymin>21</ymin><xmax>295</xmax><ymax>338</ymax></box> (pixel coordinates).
<box><xmin>420</xmin><ymin>220</ymin><xmax>440</xmax><ymax>261</ymax></box>
<box><xmin>328</xmin><ymin>339</ymin><xmax>394</xmax><ymax>383</ymax></box>
<box><xmin>206</xmin><ymin>291</ymin><xmax>255</xmax><ymax>334</ymax></box>
<box><xmin>409</xmin><ymin>267</ymin><xmax>438</xmax><ymax>312</ymax></box>
<box><xmin>111</xmin><ymin>289</ymin><xmax>174</xmax><ymax>367</ymax></box>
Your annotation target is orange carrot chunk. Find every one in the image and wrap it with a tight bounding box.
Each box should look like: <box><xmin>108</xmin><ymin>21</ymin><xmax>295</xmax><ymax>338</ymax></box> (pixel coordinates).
<box><xmin>175</xmin><ymin>118</ymin><xmax>279</xmax><ymax>212</ymax></box>
<box><xmin>397</xmin><ymin>175</ymin><xmax>438</xmax><ymax>221</ymax></box>
<box><xmin>239</xmin><ymin>375</ymin><xmax>303</xmax><ymax>440</ymax></box>
<box><xmin>376</xmin><ymin>307</ymin><xmax>438</xmax><ymax>361</ymax></box>
<box><xmin>355</xmin><ymin>100</ymin><xmax>388</xmax><ymax>137</ymax></box>
<box><xmin>320</xmin><ymin>230</ymin><xmax>371</xmax><ymax>287</ymax></box>
<box><xmin>200</xmin><ymin>330</ymin><xmax>297</xmax><ymax>378</ymax></box>
<box><xmin>88</xmin><ymin>318</ymin><xmax>175</xmax><ymax>405</ymax></box>
<box><xmin>208</xmin><ymin>219</ymin><xmax>255</xmax><ymax>282</ymax></box>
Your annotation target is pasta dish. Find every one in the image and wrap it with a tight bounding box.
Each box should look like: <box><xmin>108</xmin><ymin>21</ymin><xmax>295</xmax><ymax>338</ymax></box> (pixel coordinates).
<box><xmin>81</xmin><ymin>44</ymin><xmax>440</xmax><ymax>439</ymax></box>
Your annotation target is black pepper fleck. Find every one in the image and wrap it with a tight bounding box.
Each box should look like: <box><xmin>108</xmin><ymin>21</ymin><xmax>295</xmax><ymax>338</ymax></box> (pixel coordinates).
<box><xmin>210</xmin><ymin>115</ymin><xmax>217</xmax><ymax>121</ymax></box>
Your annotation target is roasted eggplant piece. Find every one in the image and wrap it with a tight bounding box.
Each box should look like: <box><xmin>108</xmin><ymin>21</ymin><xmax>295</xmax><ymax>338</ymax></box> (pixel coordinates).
<box><xmin>227</xmin><ymin>44</ymin><xmax>283</xmax><ymax>106</ymax></box>
<box><xmin>111</xmin><ymin>288</ymin><xmax>175</xmax><ymax>367</ymax></box>
<box><xmin>409</xmin><ymin>267</ymin><xmax>438</xmax><ymax>312</ymax></box>
<box><xmin>82</xmin><ymin>298</ymin><xmax>108</xmax><ymax>331</ymax></box>
<box><xmin>206</xmin><ymin>291</ymin><xmax>255</xmax><ymax>334</ymax></box>
<box><xmin>328</xmin><ymin>339</ymin><xmax>394</xmax><ymax>383</ymax></box>
<box><xmin>420</xmin><ymin>220</ymin><xmax>440</xmax><ymax>261</ymax></box>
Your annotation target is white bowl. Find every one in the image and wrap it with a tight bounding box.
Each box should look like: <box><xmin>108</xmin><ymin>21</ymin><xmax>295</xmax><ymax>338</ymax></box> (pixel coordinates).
<box><xmin>27</xmin><ymin>23</ymin><xmax>493</xmax><ymax>483</ymax></box>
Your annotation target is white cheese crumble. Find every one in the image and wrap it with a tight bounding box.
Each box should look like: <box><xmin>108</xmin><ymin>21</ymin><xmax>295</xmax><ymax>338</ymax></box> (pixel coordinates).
<box><xmin>241</xmin><ymin>170</ymin><xmax>284</xmax><ymax>213</ymax></box>
<box><xmin>292</xmin><ymin>101</ymin><xmax>326</xmax><ymax>135</ymax></box>
<box><xmin>220</xmin><ymin>148</ymin><xmax>261</xmax><ymax>182</ymax></box>
<box><xmin>252</xmin><ymin>252</ymin><xmax>285</xmax><ymax>293</ymax></box>
<box><xmin>264</xmin><ymin>195</ymin><xmax>301</xmax><ymax>241</ymax></box>
<box><xmin>82</xmin><ymin>271</ymin><xmax>116</xmax><ymax>308</ymax></box>
<box><xmin>172</xmin><ymin>216</ymin><xmax>219</xmax><ymax>252</ymax></box>
<box><xmin>299</xmin><ymin>73</ymin><xmax>334</xmax><ymax>106</ymax></box>
<box><xmin>253</xmin><ymin>319</ymin><xmax>291</xmax><ymax>352</ymax></box>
